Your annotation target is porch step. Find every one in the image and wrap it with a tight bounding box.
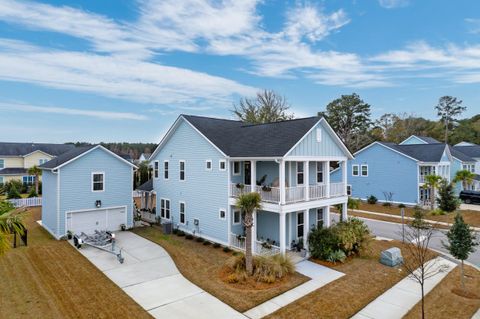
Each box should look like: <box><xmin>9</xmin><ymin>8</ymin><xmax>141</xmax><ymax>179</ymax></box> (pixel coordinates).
<box><xmin>286</xmin><ymin>251</ymin><xmax>307</xmax><ymax>264</ymax></box>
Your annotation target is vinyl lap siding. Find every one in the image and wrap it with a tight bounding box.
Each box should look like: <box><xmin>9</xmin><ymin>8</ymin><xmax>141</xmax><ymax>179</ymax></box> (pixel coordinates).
<box><xmin>58</xmin><ymin>148</ymin><xmax>134</xmax><ymax>236</ymax></box>
<box><xmin>41</xmin><ymin>170</ymin><xmax>58</xmax><ymax>236</ymax></box>
<box><xmin>151</xmin><ymin>120</ymin><xmax>229</xmax><ymax>243</ymax></box>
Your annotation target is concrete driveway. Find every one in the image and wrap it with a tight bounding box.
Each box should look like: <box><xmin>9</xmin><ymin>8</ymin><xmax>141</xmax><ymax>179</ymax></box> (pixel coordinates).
<box><xmin>72</xmin><ymin>231</ymin><xmax>245</xmax><ymax>319</ymax></box>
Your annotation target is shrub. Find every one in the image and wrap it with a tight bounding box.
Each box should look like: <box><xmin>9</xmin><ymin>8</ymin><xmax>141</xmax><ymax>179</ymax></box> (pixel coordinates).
<box><xmin>225</xmin><ymin>254</ymin><xmax>294</xmax><ymax>283</ymax></box>
<box><xmin>308</xmin><ymin>226</ymin><xmax>338</xmax><ymax>260</ymax></box>
<box><xmin>367</xmin><ymin>195</ymin><xmax>378</xmax><ymax>204</ymax></box>
<box><xmin>185</xmin><ymin>234</ymin><xmax>194</xmax><ymax>240</ymax></box>
<box><xmin>4</xmin><ymin>180</ymin><xmax>22</xmax><ymax>194</ymax></box>
<box><xmin>196</xmin><ymin>237</ymin><xmax>205</xmax><ymax>243</ymax></box>
<box><xmin>203</xmin><ymin>241</ymin><xmax>211</xmax><ymax>246</ymax></box>
<box><xmin>7</xmin><ymin>185</ymin><xmax>21</xmax><ymax>199</ymax></box>
<box><xmin>213</xmin><ymin>242</ymin><xmax>221</xmax><ymax>248</ymax></box>
<box><xmin>327</xmin><ymin>250</ymin><xmax>346</xmax><ymax>263</ymax></box>
<box><xmin>348</xmin><ymin>197</ymin><xmax>360</xmax><ymax>210</ymax></box>
<box><xmin>0</xmin><ymin>200</ymin><xmax>14</xmax><ymax>215</ymax></box>
<box><xmin>398</xmin><ymin>203</ymin><xmax>406</xmax><ymax>208</ymax></box>
<box><xmin>27</xmin><ymin>188</ymin><xmax>38</xmax><ymax>198</ymax></box>
<box><xmin>172</xmin><ymin>228</ymin><xmax>179</xmax><ymax>235</ymax></box>
<box><xmin>382</xmin><ymin>202</ymin><xmax>392</xmax><ymax>207</ymax></box>
<box><xmin>431</xmin><ymin>208</ymin><xmax>446</xmax><ymax>216</ymax></box>
<box><xmin>223</xmin><ymin>246</ymin><xmax>232</xmax><ymax>253</ymax></box>
<box><xmin>437</xmin><ymin>180</ymin><xmax>459</xmax><ymax>213</ymax></box>
<box><xmin>411</xmin><ymin>206</ymin><xmax>428</xmax><ymax>228</ymax></box>
<box><xmin>177</xmin><ymin>230</ymin><xmax>185</xmax><ymax>237</ymax></box>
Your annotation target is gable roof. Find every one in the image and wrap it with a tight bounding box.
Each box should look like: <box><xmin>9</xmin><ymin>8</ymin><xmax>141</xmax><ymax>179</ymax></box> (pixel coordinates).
<box><xmin>448</xmin><ymin>146</ymin><xmax>476</xmax><ymax>162</ymax></box>
<box><xmin>136</xmin><ymin>179</ymin><xmax>153</xmax><ymax>192</ymax></box>
<box><xmin>39</xmin><ymin>145</ymin><xmax>137</xmax><ymax>170</ymax></box>
<box><xmin>0</xmin><ymin>142</ymin><xmax>74</xmax><ymax>157</ymax></box>
<box><xmin>453</xmin><ymin>145</ymin><xmax>480</xmax><ymax>158</ymax></box>
<box><xmin>377</xmin><ymin>142</ymin><xmax>450</xmax><ymax>162</ymax></box>
<box><xmin>0</xmin><ymin>168</ymin><xmax>28</xmax><ymax>175</ymax></box>
<box><xmin>399</xmin><ymin>135</ymin><xmax>440</xmax><ymax>145</ymax></box>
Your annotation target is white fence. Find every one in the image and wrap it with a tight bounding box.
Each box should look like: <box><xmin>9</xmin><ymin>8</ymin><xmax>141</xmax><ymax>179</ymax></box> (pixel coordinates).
<box><xmin>8</xmin><ymin>197</ymin><xmax>42</xmax><ymax>208</ymax></box>
<box><xmin>285</xmin><ymin>186</ymin><xmax>306</xmax><ymax>204</ymax></box>
<box><xmin>309</xmin><ymin>184</ymin><xmax>327</xmax><ymax>200</ymax></box>
<box><xmin>255</xmin><ymin>186</ymin><xmax>280</xmax><ymax>203</ymax></box>
<box><xmin>330</xmin><ymin>182</ymin><xmax>346</xmax><ymax>197</ymax></box>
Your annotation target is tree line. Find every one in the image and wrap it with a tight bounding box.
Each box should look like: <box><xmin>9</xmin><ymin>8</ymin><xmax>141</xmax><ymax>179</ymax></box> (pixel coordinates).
<box><xmin>67</xmin><ymin>142</ymin><xmax>157</xmax><ymax>160</ymax></box>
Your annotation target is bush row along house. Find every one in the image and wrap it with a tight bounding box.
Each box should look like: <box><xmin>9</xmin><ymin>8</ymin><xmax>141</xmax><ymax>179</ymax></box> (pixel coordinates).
<box><xmin>331</xmin><ymin>135</ymin><xmax>480</xmax><ymax>206</ymax></box>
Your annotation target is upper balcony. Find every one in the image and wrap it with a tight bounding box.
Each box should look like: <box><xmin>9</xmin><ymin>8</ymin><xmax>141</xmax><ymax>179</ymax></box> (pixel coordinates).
<box><xmin>418</xmin><ymin>164</ymin><xmax>450</xmax><ymax>184</ymax></box>
<box><xmin>228</xmin><ymin>159</ymin><xmax>347</xmax><ymax>206</ymax></box>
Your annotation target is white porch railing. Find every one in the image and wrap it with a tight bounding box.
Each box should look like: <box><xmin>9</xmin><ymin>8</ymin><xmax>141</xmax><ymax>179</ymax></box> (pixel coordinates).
<box><xmin>255</xmin><ymin>241</ymin><xmax>281</xmax><ymax>256</ymax></box>
<box><xmin>285</xmin><ymin>186</ymin><xmax>306</xmax><ymax>204</ymax></box>
<box><xmin>309</xmin><ymin>184</ymin><xmax>327</xmax><ymax>200</ymax></box>
<box><xmin>230</xmin><ymin>184</ymin><xmax>253</xmax><ymax>198</ymax></box>
<box><xmin>330</xmin><ymin>182</ymin><xmax>346</xmax><ymax>197</ymax></box>
<box><xmin>255</xmin><ymin>186</ymin><xmax>280</xmax><ymax>203</ymax></box>
<box><xmin>8</xmin><ymin>197</ymin><xmax>42</xmax><ymax>207</ymax></box>
<box><xmin>230</xmin><ymin>233</ymin><xmax>246</xmax><ymax>251</ymax></box>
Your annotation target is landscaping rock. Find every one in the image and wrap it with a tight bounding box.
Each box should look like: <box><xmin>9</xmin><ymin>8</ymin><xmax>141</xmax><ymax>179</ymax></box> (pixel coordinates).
<box><xmin>380</xmin><ymin>247</ymin><xmax>403</xmax><ymax>267</ymax></box>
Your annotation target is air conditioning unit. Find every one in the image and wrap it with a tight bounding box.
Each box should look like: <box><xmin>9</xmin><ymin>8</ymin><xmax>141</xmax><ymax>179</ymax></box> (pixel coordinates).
<box><xmin>193</xmin><ymin>219</ymin><xmax>199</xmax><ymax>226</ymax></box>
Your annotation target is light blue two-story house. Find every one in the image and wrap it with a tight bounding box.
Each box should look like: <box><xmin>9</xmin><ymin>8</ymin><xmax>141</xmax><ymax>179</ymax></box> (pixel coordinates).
<box><xmin>334</xmin><ymin>135</ymin><xmax>478</xmax><ymax>206</ymax></box>
<box><xmin>40</xmin><ymin>145</ymin><xmax>137</xmax><ymax>239</ymax></box>
<box><xmin>149</xmin><ymin>115</ymin><xmax>353</xmax><ymax>255</ymax></box>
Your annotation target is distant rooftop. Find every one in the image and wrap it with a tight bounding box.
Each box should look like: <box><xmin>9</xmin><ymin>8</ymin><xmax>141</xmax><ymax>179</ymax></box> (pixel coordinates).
<box><xmin>0</xmin><ymin>142</ymin><xmax>74</xmax><ymax>157</ymax></box>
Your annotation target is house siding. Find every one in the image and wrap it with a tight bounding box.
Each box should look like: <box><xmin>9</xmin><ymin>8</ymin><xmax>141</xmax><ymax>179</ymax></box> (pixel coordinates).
<box><xmin>41</xmin><ymin>170</ymin><xmax>58</xmax><ymax>236</ymax></box>
<box><xmin>24</xmin><ymin>152</ymin><xmax>53</xmax><ymax>168</ymax></box>
<box><xmin>344</xmin><ymin>143</ymin><xmax>419</xmax><ymax>204</ymax></box>
<box><xmin>151</xmin><ymin>119</ymin><xmax>229</xmax><ymax>243</ymax></box>
<box><xmin>57</xmin><ymin>148</ymin><xmax>134</xmax><ymax>236</ymax></box>
<box><xmin>400</xmin><ymin>136</ymin><xmax>427</xmax><ymax>145</ymax></box>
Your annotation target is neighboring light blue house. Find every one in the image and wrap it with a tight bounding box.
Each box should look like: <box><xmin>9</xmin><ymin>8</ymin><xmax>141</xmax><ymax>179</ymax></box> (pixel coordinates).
<box><xmin>333</xmin><ymin>135</ymin><xmax>478</xmax><ymax>206</ymax></box>
<box><xmin>39</xmin><ymin>145</ymin><xmax>137</xmax><ymax>239</ymax></box>
<box><xmin>149</xmin><ymin>115</ymin><xmax>353</xmax><ymax>255</ymax></box>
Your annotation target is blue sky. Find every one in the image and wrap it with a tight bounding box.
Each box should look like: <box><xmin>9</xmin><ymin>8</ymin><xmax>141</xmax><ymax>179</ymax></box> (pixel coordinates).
<box><xmin>0</xmin><ymin>0</ymin><xmax>479</xmax><ymax>143</ymax></box>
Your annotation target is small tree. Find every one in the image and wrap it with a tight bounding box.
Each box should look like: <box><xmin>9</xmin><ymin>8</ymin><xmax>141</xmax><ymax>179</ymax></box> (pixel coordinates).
<box><xmin>236</xmin><ymin>192</ymin><xmax>262</xmax><ymax>275</ymax></box>
<box><xmin>402</xmin><ymin>223</ymin><xmax>449</xmax><ymax>319</ymax></box>
<box><xmin>436</xmin><ymin>180</ymin><xmax>459</xmax><ymax>212</ymax></box>
<box><xmin>443</xmin><ymin>214</ymin><xmax>478</xmax><ymax>291</ymax></box>
<box><xmin>453</xmin><ymin>169</ymin><xmax>475</xmax><ymax>191</ymax></box>
<box><xmin>0</xmin><ymin>210</ymin><xmax>26</xmax><ymax>256</ymax></box>
<box><xmin>27</xmin><ymin>165</ymin><xmax>42</xmax><ymax>195</ymax></box>
<box><xmin>435</xmin><ymin>96</ymin><xmax>467</xmax><ymax>143</ymax></box>
<box><xmin>232</xmin><ymin>90</ymin><xmax>294</xmax><ymax>124</ymax></box>
<box><xmin>423</xmin><ymin>175</ymin><xmax>443</xmax><ymax>210</ymax></box>
<box><xmin>7</xmin><ymin>185</ymin><xmax>21</xmax><ymax>200</ymax></box>
<box><xmin>28</xmin><ymin>187</ymin><xmax>38</xmax><ymax>198</ymax></box>
<box><xmin>411</xmin><ymin>206</ymin><xmax>428</xmax><ymax>229</ymax></box>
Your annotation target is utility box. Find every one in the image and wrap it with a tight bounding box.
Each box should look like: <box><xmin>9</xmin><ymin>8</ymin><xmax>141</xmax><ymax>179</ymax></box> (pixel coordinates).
<box><xmin>162</xmin><ymin>221</ymin><xmax>172</xmax><ymax>234</ymax></box>
<box><xmin>380</xmin><ymin>247</ymin><xmax>403</xmax><ymax>267</ymax></box>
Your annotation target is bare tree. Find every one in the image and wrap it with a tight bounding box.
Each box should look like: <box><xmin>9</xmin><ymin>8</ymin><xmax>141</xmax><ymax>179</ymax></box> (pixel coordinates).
<box><xmin>402</xmin><ymin>223</ymin><xmax>449</xmax><ymax>319</ymax></box>
<box><xmin>232</xmin><ymin>89</ymin><xmax>294</xmax><ymax>124</ymax></box>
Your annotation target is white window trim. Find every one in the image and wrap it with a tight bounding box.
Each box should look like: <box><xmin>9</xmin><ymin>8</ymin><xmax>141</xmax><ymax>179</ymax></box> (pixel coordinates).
<box><xmin>233</xmin><ymin>209</ymin><xmax>241</xmax><ymax>225</ymax></box>
<box><xmin>297</xmin><ymin>162</ymin><xmax>304</xmax><ymax>186</ymax></box>
<box><xmin>316</xmin><ymin>128</ymin><xmax>322</xmax><ymax>142</ymax></box>
<box><xmin>297</xmin><ymin>211</ymin><xmax>304</xmax><ymax>238</ymax></box>
<box><xmin>179</xmin><ymin>160</ymin><xmax>186</xmax><ymax>181</ymax></box>
<box><xmin>219</xmin><ymin>159</ymin><xmax>226</xmax><ymax>171</ymax></box>
<box><xmin>160</xmin><ymin>198</ymin><xmax>171</xmax><ymax>220</ymax></box>
<box><xmin>316</xmin><ymin>208</ymin><xmax>323</xmax><ymax>228</ymax></box>
<box><xmin>233</xmin><ymin>161</ymin><xmax>241</xmax><ymax>176</ymax></box>
<box><xmin>179</xmin><ymin>201</ymin><xmax>186</xmax><ymax>225</ymax></box>
<box><xmin>164</xmin><ymin>160</ymin><xmax>169</xmax><ymax>180</ymax></box>
<box><xmin>219</xmin><ymin>208</ymin><xmax>227</xmax><ymax>220</ymax></box>
<box><xmin>205</xmin><ymin>159</ymin><xmax>212</xmax><ymax>171</ymax></box>
<box><xmin>352</xmin><ymin>164</ymin><xmax>359</xmax><ymax>176</ymax></box>
<box><xmin>154</xmin><ymin>160</ymin><xmax>159</xmax><ymax>179</ymax></box>
<box><xmin>91</xmin><ymin>172</ymin><xmax>105</xmax><ymax>192</ymax></box>
<box><xmin>316</xmin><ymin>161</ymin><xmax>323</xmax><ymax>184</ymax></box>
<box><xmin>361</xmin><ymin>164</ymin><xmax>368</xmax><ymax>177</ymax></box>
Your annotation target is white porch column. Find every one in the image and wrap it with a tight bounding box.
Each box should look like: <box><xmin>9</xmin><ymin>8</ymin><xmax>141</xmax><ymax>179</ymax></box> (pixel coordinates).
<box><xmin>280</xmin><ymin>160</ymin><xmax>286</xmax><ymax>204</ymax></box>
<box><xmin>324</xmin><ymin>206</ymin><xmax>331</xmax><ymax>227</ymax></box>
<box><xmin>251</xmin><ymin>160</ymin><xmax>256</xmax><ymax>191</ymax></box>
<box><xmin>279</xmin><ymin>212</ymin><xmax>286</xmax><ymax>255</ymax></box>
<box><xmin>341</xmin><ymin>160</ymin><xmax>347</xmax><ymax>195</ymax></box>
<box><xmin>304</xmin><ymin>161</ymin><xmax>310</xmax><ymax>201</ymax></box>
<box><xmin>341</xmin><ymin>201</ymin><xmax>348</xmax><ymax>221</ymax></box>
<box><xmin>303</xmin><ymin>209</ymin><xmax>309</xmax><ymax>249</ymax></box>
<box><xmin>252</xmin><ymin>209</ymin><xmax>257</xmax><ymax>253</ymax></box>
<box><xmin>325</xmin><ymin>161</ymin><xmax>330</xmax><ymax>197</ymax></box>
<box><xmin>227</xmin><ymin>206</ymin><xmax>232</xmax><ymax>246</ymax></box>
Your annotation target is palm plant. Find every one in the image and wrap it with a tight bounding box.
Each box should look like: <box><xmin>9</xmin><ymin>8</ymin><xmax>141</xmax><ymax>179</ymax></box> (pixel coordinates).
<box><xmin>235</xmin><ymin>192</ymin><xmax>262</xmax><ymax>275</ymax></box>
<box><xmin>453</xmin><ymin>169</ymin><xmax>475</xmax><ymax>191</ymax></box>
<box><xmin>0</xmin><ymin>209</ymin><xmax>26</xmax><ymax>256</ymax></box>
<box><xmin>27</xmin><ymin>165</ymin><xmax>42</xmax><ymax>195</ymax></box>
<box><xmin>423</xmin><ymin>175</ymin><xmax>443</xmax><ymax>210</ymax></box>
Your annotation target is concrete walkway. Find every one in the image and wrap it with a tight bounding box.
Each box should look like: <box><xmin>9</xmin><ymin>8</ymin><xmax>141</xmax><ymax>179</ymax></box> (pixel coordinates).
<box><xmin>71</xmin><ymin>231</ymin><xmax>245</xmax><ymax>319</ymax></box>
<box><xmin>243</xmin><ymin>260</ymin><xmax>344</xmax><ymax>319</ymax></box>
<box><xmin>352</xmin><ymin>257</ymin><xmax>457</xmax><ymax>319</ymax></box>
<box><xmin>461</xmin><ymin>204</ymin><xmax>480</xmax><ymax>212</ymax></box>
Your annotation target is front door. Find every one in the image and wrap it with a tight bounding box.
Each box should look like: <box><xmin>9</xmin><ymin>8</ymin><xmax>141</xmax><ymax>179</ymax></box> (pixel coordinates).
<box><xmin>244</xmin><ymin>161</ymin><xmax>251</xmax><ymax>185</ymax></box>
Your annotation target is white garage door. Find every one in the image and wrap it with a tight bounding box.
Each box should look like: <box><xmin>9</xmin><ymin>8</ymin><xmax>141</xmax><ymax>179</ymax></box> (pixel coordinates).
<box><xmin>66</xmin><ymin>207</ymin><xmax>126</xmax><ymax>235</ymax></box>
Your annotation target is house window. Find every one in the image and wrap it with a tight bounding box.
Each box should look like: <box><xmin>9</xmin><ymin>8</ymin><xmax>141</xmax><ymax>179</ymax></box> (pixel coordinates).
<box><xmin>352</xmin><ymin>165</ymin><xmax>359</xmax><ymax>176</ymax></box>
<box><xmin>233</xmin><ymin>210</ymin><xmax>241</xmax><ymax>224</ymax></box>
<box><xmin>179</xmin><ymin>201</ymin><xmax>186</xmax><ymax>224</ymax></box>
<box><xmin>463</xmin><ymin>164</ymin><xmax>475</xmax><ymax>173</ymax></box>
<box><xmin>164</xmin><ymin>161</ymin><xmax>169</xmax><ymax>180</ymax></box>
<box><xmin>154</xmin><ymin>161</ymin><xmax>159</xmax><ymax>178</ymax></box>
<box><xmin>233</xmin><ymin>161</ymin><xmax>241</xmax><ymax>175</ymax></box>
<box><xmin>22</xmin><ymin>176</ymin><xmax>35</xmax><ymax>185</ymax></box>
<box><xmin>316</xmin><ymin>128</ymin><xmax>322</xmax><ymax>142</ymax></box>
<box><xmin>316</xmin><ymin>162</ymin><xmax>323</xmax><ymax>183</ymax></box>
<box><xmin>361</xmin><ymin>165</ymin><xmax>368</xmax><ymax>177</ymax></box>
<box><xmin>160</xmin><ymin>199</ymin><xmax>170</xmax><ymax>219</ymax></box>
<box><xmin>39</xmin><ymin>158</ymin><xmax>48</xmax><ymax>165</ymax></box>
<box><xmin>297</xmin><ymin>162</ymin><xmax>304</xmax><ymax>185</ymax></box>
<box><xmin>297</xmin><ymin>212</ymin><xmax>304</xmax><ymax>238</ymax></box>
<box><xmin>219</xmin><ymin>160</ymin><xmax>226</xmax><ymax>171</ymax></box>
<box><xmin>205</xmin><ymin>160</ymin><xmax>212</xmax><ymax>171</ymax></box>
<box><xmin>316</xmin><ymin>208</ymin><xmax>323</xmax><ymax>228</ymax></box>
<box><xmin>179</xmin><ymin>160</ymin><xmax>185</xmax><ymax>181</ymax></box>
<box><xmin>347</xmin><ymin>185</ymin><xmax>352</xmax><ymax>196</ymax></box>
<box><xmin>219</xmin><ymin>209</ymin><xmax>226</xmax><ymax>220</ymax></box>
<box><xmin>0</xmin><ymin>159</ymin><xmax>4</xmax><ymax>169</ymax></box>
<box><xmin>92</xmin><ymin>173</ymin><xmax>104</xmax><ymax>192</ymax></box>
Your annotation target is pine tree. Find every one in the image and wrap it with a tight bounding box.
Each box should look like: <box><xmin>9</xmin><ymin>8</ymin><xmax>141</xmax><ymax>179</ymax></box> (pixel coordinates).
<box><xmin>7</xmin><ymin>185</ymin><xmax>21</xmax><ymax>200</ymax></box>
<box><xmin>444</xmin><ymin>214</ymin><xmax>479</xmax><ymax>291</ymax></box>
<box><xmin>436</xmin><ymin>180</ymin><xmax>459</xmax><ymax>213</ymax></box>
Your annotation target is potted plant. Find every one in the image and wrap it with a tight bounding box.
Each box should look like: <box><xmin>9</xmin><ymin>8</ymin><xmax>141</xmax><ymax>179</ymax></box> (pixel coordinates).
<box><xmin>261</xmin><ymin>241</ymin><xmax>272</xmax><ymax>249</ymax></box>
<box><xmin>235</xmin><ymin>183</ymin><xmax>245</xmax><ymax>189</ymax></box>
<box><xmin>120</xmin><ymin>223</ymin><xmax>127</xmax><ymax>231</ymax></box>
<box><xmin>261</xmin><ymin>185</ymin><xmax>272</xmax><ymax>192</ymax></box>
<box><xmin>66</xmin><ymin>230</ymin><xmax>73</xmax><ymax>240</ymax></box>
<box><xmin>296</xmin><ymin>238</ymin><xmax>307</xmax><ymax>257</ymax></box>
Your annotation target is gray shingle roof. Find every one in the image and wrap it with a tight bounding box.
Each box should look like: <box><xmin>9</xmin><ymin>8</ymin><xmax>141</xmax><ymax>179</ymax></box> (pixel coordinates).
<box><xmin>379</xmin><ymin>142</ymin><xmax>448</xmax><ymax>162</ymax></box>
<box><xmin>453</xmin><ymin>145</ymin><xmax>480</xmax><ymax>158</ymax></box>
<box><xmin>0</xmin><ymin>168</ymin><xmax>27</xmax><ymax>175</ymax></box>
<box><xmin>182</xmin><ymin>115</ymin><xmax>323</xmax><ymax>157</ymax></box>
<box><xmin>136</xmin><ymin>179</ymin><xmax>153</xmax><ymax>192</ymax></box>
<box><xmin>449</xmin><ymin>146</ymin><xmax>476</xmax><ymax>162</ymax></box>
<box><xmin>39</xmin><ymin>145</ymin><xmax>96</xmax><ymax>169</ymax></box>
<box><xmin>0</xmin><ymin>142</ymin><xmax>74</xmax><ymax>156</ymax></box>
<box><xmin>417</xmin><ymin>136</ymin><xmax>440</xmax><ymax>144</ymax></box>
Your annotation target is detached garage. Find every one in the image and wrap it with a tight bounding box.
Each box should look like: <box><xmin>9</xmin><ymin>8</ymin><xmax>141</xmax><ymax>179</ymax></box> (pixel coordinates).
<box><xmin>40</xmin><ymin>145</ymin><xmax>137</xmax><ymax>239</ymax></box>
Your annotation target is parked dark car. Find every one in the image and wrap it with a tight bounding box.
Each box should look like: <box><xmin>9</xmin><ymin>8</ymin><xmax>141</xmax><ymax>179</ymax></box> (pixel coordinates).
<box><xmin>459</xmin><ymin>190</ymin><xmax>480</xmax><ymax>204</ymax></box>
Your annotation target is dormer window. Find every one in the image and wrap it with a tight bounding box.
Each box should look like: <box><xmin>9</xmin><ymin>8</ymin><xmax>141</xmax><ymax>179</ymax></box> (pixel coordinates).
<box><xmin>316</xmin><ymin>128</ymin><xmax>322</xmax><ymax>142</ymax></box>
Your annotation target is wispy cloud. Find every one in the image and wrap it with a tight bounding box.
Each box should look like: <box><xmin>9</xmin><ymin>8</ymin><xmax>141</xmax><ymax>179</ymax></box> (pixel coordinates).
<box><xmin>0</xmin><ymin>102</ymin><xmax>147</xmax><ymax>120</ymax></box>
<box><xmin>378</xmin><ymin>0</ymin><xmax>410</xmax><ymax>9</ymax></box>
<box><xmin>465</xmin><ymin>18</ymin><xmax>480</xmax><ymax>34</ymax></box>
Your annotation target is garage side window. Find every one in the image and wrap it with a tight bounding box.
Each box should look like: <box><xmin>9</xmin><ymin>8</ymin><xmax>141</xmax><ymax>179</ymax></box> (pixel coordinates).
<box><xmin>161</xmin><ymin>199</ymin><xmax>170</xmax><ymax>219</ymax></box>
<box><xmin>92</xmin><ymin>172</ymin><xmax>104</xmax><ymax>192</ymax></box>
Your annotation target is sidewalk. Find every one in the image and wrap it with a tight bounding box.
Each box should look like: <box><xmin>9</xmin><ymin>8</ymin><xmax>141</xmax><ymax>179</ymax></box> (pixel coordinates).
<box><xmin>243</xmin><ymin>260</ymin><xmax>344</xmax><ymax>319</ymax></box>
<box><xmin>352</xmin><ymin>257</ymin><xmax>457</xmax><ymax>319</ymax></box>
